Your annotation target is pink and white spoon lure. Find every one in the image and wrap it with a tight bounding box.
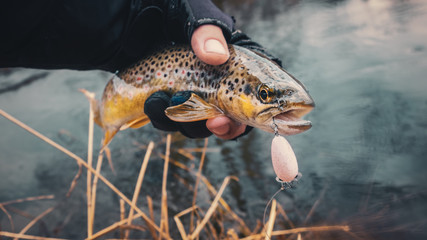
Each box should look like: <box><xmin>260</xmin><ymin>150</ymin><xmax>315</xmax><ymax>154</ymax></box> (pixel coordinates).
<box><xmin>271</xmin><ymin>120</ymin><xmax>301</xmax><ymax>187</ymax></box>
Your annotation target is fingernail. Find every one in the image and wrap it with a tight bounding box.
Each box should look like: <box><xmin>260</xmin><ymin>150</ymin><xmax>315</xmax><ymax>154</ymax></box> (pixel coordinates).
<box><xmin>204</xmin><ymin>39</ymin><xmax>227</xmax><ymax>55</ymax></box>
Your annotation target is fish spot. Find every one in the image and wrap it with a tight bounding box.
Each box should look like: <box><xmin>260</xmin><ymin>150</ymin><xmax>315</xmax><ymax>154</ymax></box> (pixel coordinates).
<box><xmin>243</xmin><ymin>84</ymin><xmax>252</xmax><ymax>95</ymax></box>
<box><xmin>136</xmin><ymin>76</ymin><xmax>143</xmax><ymax>84</ymax></box>
<box><xmin>228</xmin><ymin>84</ymin><xmax>235</xmax><ymax>91</ymax></box>
<box><xmin>234</xmin><ymin>78</ymin><xmax>239</xmax><ymax>83</ymax></box>
<box><xmin>229</xmin><ymin>96</ymin><xmax>233</xmax><ymax>101</ymax></box>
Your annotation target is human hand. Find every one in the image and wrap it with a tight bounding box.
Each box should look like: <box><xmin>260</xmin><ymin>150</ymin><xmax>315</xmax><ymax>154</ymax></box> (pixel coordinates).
<box><xmin>190</xmin><ymin>24</ymin><xmax>248</xmax><ymax>139</ymax></box>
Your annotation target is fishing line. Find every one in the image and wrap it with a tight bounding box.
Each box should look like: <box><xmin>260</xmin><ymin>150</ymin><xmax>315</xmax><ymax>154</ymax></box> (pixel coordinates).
<box><xmin>262</xmin><ymin>174</ymin><xmax>301</xmax><ymax>239</ymax></box>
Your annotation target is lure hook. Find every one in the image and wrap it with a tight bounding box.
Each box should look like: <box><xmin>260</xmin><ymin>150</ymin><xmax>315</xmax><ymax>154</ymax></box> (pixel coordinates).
<box><xmin>275</xmin><ymin>172</ymin><xmax>302</xmax><ymax>190</ymax></box>
<box><xmin>271</xmin><ymin>117</ymin><xmax>279</xmax><ymax>136</ymax></box>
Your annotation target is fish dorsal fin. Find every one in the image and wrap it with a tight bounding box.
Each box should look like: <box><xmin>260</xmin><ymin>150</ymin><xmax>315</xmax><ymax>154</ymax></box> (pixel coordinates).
<box><xmin>165</xmin><ymin>93</ymin><xmax>223</xmax><ymax>122</ymax></box>
<box><xmin>120</xmin><ymin>115</ymin><xmax>150</xmax><ymax>130</ymax></box>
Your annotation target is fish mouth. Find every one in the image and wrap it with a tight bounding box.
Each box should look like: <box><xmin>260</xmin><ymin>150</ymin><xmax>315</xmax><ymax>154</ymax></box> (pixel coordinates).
<box><xmin>272</xmin><ymin>105</ymin><xmax>314</xmax><ymax>135</ymax></box>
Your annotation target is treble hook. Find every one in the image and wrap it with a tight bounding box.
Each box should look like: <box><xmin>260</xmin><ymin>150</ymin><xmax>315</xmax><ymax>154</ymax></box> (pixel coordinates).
<box><xmin>276</xmin><ymin>172</ymin><xmax>302</xmax><ymax>189</ymax></box>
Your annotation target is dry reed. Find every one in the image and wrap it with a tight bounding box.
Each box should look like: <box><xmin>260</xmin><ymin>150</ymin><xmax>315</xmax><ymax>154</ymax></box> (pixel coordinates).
<box><xmin>0</xmin><ymin>106</ymin><xmax>353</xmax><ymax>239</ymax></box>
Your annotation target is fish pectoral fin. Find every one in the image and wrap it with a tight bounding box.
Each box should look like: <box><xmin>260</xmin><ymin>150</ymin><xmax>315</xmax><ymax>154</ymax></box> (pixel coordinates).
<box><xmin>165</xmin><ymin>93</ymin><xmax>223</xmax><ymax>122</ymax></box>
<box><xmin>100</xmin><ymin>128</ymin><xmax>119</xmax><ymax>153</ymax></box>
<box><xmin>120</xmin><ymin>116</ymin><xmax>150</xmax><ymax>130</ymax></box>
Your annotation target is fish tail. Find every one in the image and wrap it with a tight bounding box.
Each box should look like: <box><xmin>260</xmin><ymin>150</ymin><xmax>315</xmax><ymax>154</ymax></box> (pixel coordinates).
<box><xmin>79</xmin><ymin>89</ymin><xmax>103</xmax><ymax>127</ymax></box>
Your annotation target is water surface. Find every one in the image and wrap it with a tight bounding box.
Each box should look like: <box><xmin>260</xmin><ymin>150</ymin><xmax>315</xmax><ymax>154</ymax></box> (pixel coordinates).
<box><xmin>1</xmin><ymin>0</ymin><xmax>427</xmax><ymax>239</ymax></box>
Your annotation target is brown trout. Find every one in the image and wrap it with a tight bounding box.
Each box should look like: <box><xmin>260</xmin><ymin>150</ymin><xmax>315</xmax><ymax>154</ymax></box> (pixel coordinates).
<box><xmin>82</xmin><ymin>44</ymin><xmax>314</xmax><ymax>148</ymax></box>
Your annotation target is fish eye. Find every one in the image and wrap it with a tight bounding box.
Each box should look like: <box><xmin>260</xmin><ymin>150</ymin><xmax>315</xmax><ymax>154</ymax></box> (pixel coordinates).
<box><xmin>258</xmin><ymin>84</ymin><xmax>275</xmax><ymax>103</ymax></box>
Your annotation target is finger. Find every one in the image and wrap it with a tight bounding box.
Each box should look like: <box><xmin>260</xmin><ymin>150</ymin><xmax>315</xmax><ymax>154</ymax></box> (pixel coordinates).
<box><xmin>144</xmin><ymin>91</ymin><xmax>179</xmax><ymax>131</ymax></box>
<box><xmin>191</xmin><ymin>24</ymin><xmax>229</xmax><ymax>65</ymax></box>
<box><xmin>206</xmin><ymin>116</ymin><xmax>247</xmax><ymax>140</ymax></box>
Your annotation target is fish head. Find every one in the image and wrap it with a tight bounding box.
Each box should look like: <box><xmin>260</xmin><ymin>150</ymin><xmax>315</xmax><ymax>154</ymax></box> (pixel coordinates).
<box><xmin>219</xmin><ymin>46</ymin><xmax>315</xmax><ymax>136</ymax></box>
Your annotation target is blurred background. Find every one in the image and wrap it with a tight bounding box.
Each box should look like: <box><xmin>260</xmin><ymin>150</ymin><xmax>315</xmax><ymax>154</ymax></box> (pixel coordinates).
<box><xmin>1</xmin><ymin>0</ymin><xmax>427</xmax><ymax>239</ymax></box>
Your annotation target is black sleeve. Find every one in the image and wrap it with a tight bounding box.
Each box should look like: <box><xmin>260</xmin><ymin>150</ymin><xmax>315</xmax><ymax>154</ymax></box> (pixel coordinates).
<box><xmin>0</xmin><ymin>0</ymin><xmax>235</xmax><ymax>72</ymax></box>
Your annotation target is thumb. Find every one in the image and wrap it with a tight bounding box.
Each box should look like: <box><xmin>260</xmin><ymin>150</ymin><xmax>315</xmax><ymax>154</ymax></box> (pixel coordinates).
<box><xmin>191</xmin><ymin>24</ymin><xmax>230</xmax><ymax>65</ymax></box>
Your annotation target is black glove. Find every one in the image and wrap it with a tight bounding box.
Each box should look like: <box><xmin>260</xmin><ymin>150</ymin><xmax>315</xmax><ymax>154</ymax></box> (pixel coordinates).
<box><xmin>144</xmin><ymin>91</ymin><xmax>213</xmax><ymax>138</ymax></box>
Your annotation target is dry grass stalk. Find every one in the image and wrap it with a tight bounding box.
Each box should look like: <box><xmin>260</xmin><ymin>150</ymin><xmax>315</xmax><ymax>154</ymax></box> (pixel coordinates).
<box><xmin>89</xmin><ymin>212</ymin><xmax>145</xmax><ymax>239</ymax></box>
<box><xmin>166</xmin><ymin>156</ymin><xmax>250</xmax><ymax>236</ymax></box>
<box><xmin>89</xmin><ymin>152</ymin><xmax>104</xmax><ymax>237</ymax></box>
<box><xmin>200</xmin><ymin>176</ymin><xmax>250</xmax><ymax>235</ymax></box>
<box><xmin>180</xmin><ymin>147</ymin><xmax>220</xmax><ymax>153</ymax></box>
<box><xmin>190</xmin><ymin>138</ymin><xmax>209</xmax><ymax>232</ymax></box>
<box><xmin>189</xmin><ymin>176</ymin><xmax>235</xmax><ymax>239</ymax></box>
<box><xmin>264</xmin><ymin>199</ymin><xmax>277</xmax><ymax>240</ymax></box>
<box><xmin>241</xmin><ymin>225</ymin><xmax>351</xmax><ymax>239</ymax></box>
<box><xmin>159</xmin><ymin>134</ymin><xmax>172</xmax><ymax>239</ymax></box>
<box><xmin>3</xmin><ymin>206</ymin><xmax>35</xmax><ymax>220</ymax></box>
<box><xmin>124</xmin><ymin>141</ymin><xmax>155</xmax><ymax>239</ymax></box>
<box><xmin>0</xmin><ymin>231</ymin><xmax>66</xmax><ymax>240</ymax></box>
<box><xmin>227</xmin><ymin>229</ymin><xmax>239</xmax><ymax>240</ymax></box>
<box><xmin>0</xmin><ymin>195</ymin><xmax>55</xmax><ymax>206</ymax></box>
<box><xmin>146</xmin><ymin>196</ymin><xmax>158</xmax><ymax>239</ymax></box>
<box><xmin>120</xmin><ymin>199</ymin><xmax>126</xmax><ymax>239</ymax></box>
<box><xmin>0</xmin><ymin>109</ymin><xmax>163</xmax><ymax>236</ymax></box>
<box><xmin>174</xmin><ymin>206</ymin><xmax>198</xmax><ymax>240</ymax></box>
<box><xmin>0</xmin><ymin>204</ymin><xmax>15</xmax><ymax>232</ymax></box>
<box><xmin>66</xmin><ymin>163</ymin><xmax>82</xmax><ymax>197</ymax></box>
<box><xmin>276</xmin><ymin>202</ymin><xmax>295</xmax><ymax>229</ymax></box>
<box><xmin>304</xmin><ymin>185</ymin><xmax>327</xmax><ymax>225</ymax></box>
<box><xmin>85</xmin><ymin>90</ymin><xmax>95</xmax><ymax>238</ymax></box>
<box><xmin>14</xmin><ymin>206</ymin><xmax>55</xmax><ymax>240</ymax></box>
<box><xmin>177</xmin><ymin>148</ymin><xmax>196</xmax><ymax>161</ymax></box>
